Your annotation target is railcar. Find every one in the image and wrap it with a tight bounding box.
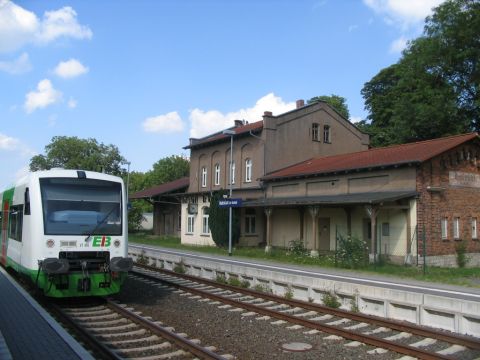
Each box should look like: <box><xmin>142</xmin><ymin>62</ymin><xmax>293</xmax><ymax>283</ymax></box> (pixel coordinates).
<box><xmin>0</xmin><ymin>169</ymin><xmax>132</xmax><ymax>297</ymax></box>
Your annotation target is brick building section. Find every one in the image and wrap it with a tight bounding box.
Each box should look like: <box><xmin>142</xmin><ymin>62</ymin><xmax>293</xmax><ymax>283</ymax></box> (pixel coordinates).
<box><xmin>416</xmin><ymin>143</ymin><xmax>480</xmax><ymax>264</ymax></box>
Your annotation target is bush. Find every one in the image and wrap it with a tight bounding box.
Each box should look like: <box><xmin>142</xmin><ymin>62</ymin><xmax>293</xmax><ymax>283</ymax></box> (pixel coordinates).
<box><xmin>208</xmin><ymin>190</ymin><xmax>240</xmax><ymax>248</ymax></box>
<box><xmin>287</xmin><ymin>239</ymin><xmax>308</xmax><ymax>257</ymax></box>
<box><xmin>173</xmin><ymin>260</ymin><xmax>186</xmax><ymax>274</ymax></box>
<box><xmin>455</xmin><ymin>241</ymin><xmax>468</xmax><ymax>268</ymax></box>
<box><xmin>336</xmin><ymin>234</ymin><xmax>368</xmax><ymax>268</ymax></box>
<box><xmin>322</xmin><ymin>291</ymin><xmax>341</xmax><ymax>308</ymax></box>
<box><xmin>284</xmin><ymin>286</ymin><xmax>294</xmax><ymax>300</ymax></box>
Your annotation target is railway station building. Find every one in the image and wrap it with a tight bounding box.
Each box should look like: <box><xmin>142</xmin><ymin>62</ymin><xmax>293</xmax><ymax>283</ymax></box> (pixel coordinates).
<box><xmin>174</xmin><ymin>99</ymin><xmax>480</xmax><ymax>267</ymax></box>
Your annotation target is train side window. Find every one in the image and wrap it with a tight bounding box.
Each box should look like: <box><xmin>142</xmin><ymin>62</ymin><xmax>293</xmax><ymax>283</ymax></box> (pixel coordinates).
<box><xmin>24</xmin><ymin>188</ymin><xmax>31</xmax><ymax>215</ymax></box>
<box><xmin>9</xmin><ymin>205</ymin><xmax>23</xmax><ymax>242</ymax></box>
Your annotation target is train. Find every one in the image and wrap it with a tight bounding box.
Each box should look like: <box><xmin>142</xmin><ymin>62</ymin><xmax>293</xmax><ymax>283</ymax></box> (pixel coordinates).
<box><xmin>0</xmin><ymin>169</ymin><xmax>132</xmax><ymax>297</ymax></box>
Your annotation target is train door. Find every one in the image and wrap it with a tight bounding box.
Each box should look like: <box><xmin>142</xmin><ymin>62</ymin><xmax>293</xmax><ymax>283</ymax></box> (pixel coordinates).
<box><xmin>1</xmin><ymin>199</ymin><xmax>9</xmax><ymax>266</ymax></box>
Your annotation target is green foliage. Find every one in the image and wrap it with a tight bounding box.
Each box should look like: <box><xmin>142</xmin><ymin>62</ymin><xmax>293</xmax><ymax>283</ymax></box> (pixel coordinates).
<box><xmin>361</xmin><ymin>0</ymin><xmax>480</xmax><ymax>146</ymax></box>
<box><xmin>284</xmin><ymin>286</ymin><xmax>294</xmax><ymax>300</ymax></box>
<box><xmin>307</xmin><ymin>94</ymin><xmax>350</xmax><ymax>119</ymax></box>
<box><xmin>253</xmin><ymin>283</ymin><xmax>273</xmax><ymax>294</ymax></box>
<box><xmin>144</xmin><ymin>155</ymin><xmax>189</xmax><ymax>188</ymax></box>
<box><xmin>208</xmin><ymin>190</ymin><xmax>240</xmax><ymax>248</ymax></box>
<box><xmin>216</xmin><ymin>274</ymin><xmax>228</xmax><ymax>284</ymax></box>
<box><xmin>322</xmin><ymin>291</ymin><xmax>341</xmax><ymax>308</ymax></box>
<box><xmin>336</xmin><ymin>234</ymin><xmax>368</xmax><ymax>269</ymax></box>
<box><xmin>136</xmin><ymin>251</ymin><xmax>148</xmax><ymax>265</ymax></box>
<box><xmin>30</xmin><ymin>136</ymin><xmax>127</xmax><ymax>176</ymax></box>
<box><xmin>455</xmin><ymin>241</ymin><xmax>468</xmax><ymax>268</ymax></box>
<box><xmin>287</xmin><ymin>239</ymin><xmax>308</xmax><ymax>257</ymax></box>
<box><xmin>173</xmin><ymin>260</ymin><xmax>187</xmax><ymax>274</ymax></box>
<box><xmin>128</xmin><ymin>201</ymin><xmax>147</xmax><ymax>232</ymax></box>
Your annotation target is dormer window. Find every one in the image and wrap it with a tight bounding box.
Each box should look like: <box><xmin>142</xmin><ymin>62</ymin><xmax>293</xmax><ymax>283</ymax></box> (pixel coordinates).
<box><xmin>312</xmin><ymin>123</ymin><xmax>319</xmax><ymax>141</ymax></box>
<box><xmin>324</xmin><ymin>125</ymin><xmax>331</xmax><ymax>143</ymax></box>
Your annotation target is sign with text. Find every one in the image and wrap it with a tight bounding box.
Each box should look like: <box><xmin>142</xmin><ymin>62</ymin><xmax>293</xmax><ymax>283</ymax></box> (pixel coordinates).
<box><xmin>218</xmin><ymin>198</ymin><xmax>243</xmax><ymax>208</ymax></box>
<box><xmin>449</xmin><ymin>171</ymin><xmax>480</xmax><ymax>188</ymax></box>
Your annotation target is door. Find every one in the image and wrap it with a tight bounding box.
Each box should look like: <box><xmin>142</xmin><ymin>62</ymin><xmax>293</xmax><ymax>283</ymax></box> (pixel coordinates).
<box><xmin>164</xmin><ymin>213</ymin><xmax>173</xmax><ymax>235</ymax></box>
<box><xmin>318</xmin><ymin>217</ymin><xmax>330</xmax><ymax>251</ymax></box>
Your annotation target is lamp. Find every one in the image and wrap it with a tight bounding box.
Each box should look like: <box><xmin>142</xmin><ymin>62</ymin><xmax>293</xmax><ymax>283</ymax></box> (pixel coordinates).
<box><xmin>222</xmin><ymin>129</ymin><xmax>235</xmax><ymax>256</ymax></box>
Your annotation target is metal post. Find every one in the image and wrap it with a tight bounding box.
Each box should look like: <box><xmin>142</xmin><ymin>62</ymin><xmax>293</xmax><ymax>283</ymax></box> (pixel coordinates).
<box><xmin>228</xmin><ymin>134</ymin><xmax>233</xmax><ymax>256</ymax></box>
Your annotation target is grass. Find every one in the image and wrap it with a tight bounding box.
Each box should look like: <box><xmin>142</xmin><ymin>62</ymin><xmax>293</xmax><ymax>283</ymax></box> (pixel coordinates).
<box><xmin>129</xmin><ymin>232</ymin><xmax>480</xmax><ymax>288</ymax></box>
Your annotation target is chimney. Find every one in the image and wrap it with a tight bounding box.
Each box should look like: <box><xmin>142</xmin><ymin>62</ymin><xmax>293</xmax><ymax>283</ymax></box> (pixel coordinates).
<box><xmin>296</xmin><ymin>99</ymin><xmax>305</xmax><ymax>109</ymax></box>
<box><xmin>263</xmin><ymin>111</ymin><xmax>273</xmax><ymax>117</ymax></box>
<box><xmin>234</xmin><ymin>119</ymin><xmax>243</xmax><ymax>127</ymax></box>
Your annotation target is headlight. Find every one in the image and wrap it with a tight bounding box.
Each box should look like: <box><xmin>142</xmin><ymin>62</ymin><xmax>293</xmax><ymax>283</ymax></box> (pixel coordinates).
<box><xmin>46</xmin><ymin>239</ymin><xmax>55</xmax><ymax>248</ymax></box>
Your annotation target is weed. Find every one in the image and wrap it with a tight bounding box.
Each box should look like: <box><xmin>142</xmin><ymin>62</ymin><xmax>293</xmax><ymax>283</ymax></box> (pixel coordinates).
<box><xmin>350</xmin><ymin>298</ymin><xmax>359</xmax><ymax>313</ymax></box>
<box><xmin>322</xmin><ymin>291</ymin><xmax>341</xmax><ymax>308</ymax></box>
<box><xmin>136</xmin><ymin>250</ymin><xmax>148</xmax><ymax>265</ymax></box>
<box><xmin>173</xmin><ymin>260</ymin><xmax>186</xmax><ymax>274</ymax></box>
<box><xmin>455</xmin><ymin>241</ymin><xmax>468</xmax><ymax>268</ymax></box>
<box><xmin>284</xmin><ymin>286</ymin><xmax>294</xmax><ymax>300</ymax></box>
<box><xmin>216</xmin><ymin>274</ymin><xmax>228</xmax><ymax>284</ymax></box>
<box><xmin>253</xmin><ymin>283</ymin><xmax>272</xmax><ymax>293</ymax></box>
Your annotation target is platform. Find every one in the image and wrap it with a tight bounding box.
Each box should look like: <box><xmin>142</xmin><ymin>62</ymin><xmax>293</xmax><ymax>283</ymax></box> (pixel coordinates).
<box><xmin>0</xmin><ymin>267</ymin><xmax>93</xmax><ymax>360</ymax></box>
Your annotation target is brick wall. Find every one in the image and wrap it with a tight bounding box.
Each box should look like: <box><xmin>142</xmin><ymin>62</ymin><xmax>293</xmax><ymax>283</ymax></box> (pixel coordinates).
<box><xmin>416</xmin><ymin>142</ymin><xmax>480</xmax><ymax>260</ymax></box>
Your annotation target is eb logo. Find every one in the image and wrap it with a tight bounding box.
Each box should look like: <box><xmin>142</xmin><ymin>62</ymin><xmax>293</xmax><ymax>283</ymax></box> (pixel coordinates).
<box><xmin>92</xmin><ymin>236</ymin><xmax>111</xmax><ymax>247</ymax></box>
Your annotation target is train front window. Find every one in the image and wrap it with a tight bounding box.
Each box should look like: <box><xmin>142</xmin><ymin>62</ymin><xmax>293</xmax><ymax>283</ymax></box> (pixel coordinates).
<box><xmin>40</xmin><ymin>178</ymin><xmax>122</xmax><ymax>236</ymax></box>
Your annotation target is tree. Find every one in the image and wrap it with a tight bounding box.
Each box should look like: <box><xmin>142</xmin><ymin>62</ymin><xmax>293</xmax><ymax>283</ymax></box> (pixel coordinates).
<box><xmin>361</xmin><ymin>0</ymin><xmax>479</xmax><ymax>146</ymax></box>
<box><xmin>30</xmin><ymin>136</ymin><xmax>127</xmax><ymax>176</ymax></box>
<box><xmin>307</xmin><ymin>94</ymin><xmax>350</xmax><ymax>120</ymax></box>
<box><xmin>208</xmin><ymin>189</ymin><xmax>240</xmax><ymax>248</ymax></box>
<box><xmin>144</xmin><ymin>155</ymin><xmax>189</xmax><ymax>188</ymax></box>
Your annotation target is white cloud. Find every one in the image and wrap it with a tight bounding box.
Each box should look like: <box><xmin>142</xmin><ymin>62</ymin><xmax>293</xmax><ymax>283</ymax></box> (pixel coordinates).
<box><xmin>67</xmin><ymin>97</ymin><xmax>77</xmax><ymax>109</ymax></box>
<box><xmin>389</xmin><ymin>36</ymin><xmax>408</xmax><ymax>53</ymax></box>
<box><xmin>0</xmin><ymin>52</ymin><xmax>31</xmax><ymax>74</ymax></box>
<box><xmin>0</xmin><ymin>132</ymin><xmax>35</xmax><ymax>156</ymax></box>
<box><xmin>0</xmin><ymin>132</ymin><xmax>20</xmax><ymax>150</ymax></box>
<box><xmin>0</xmin><ymin>0</ymin><xmax>38</xmax><ymax>53</ymax></box>
<box><xmin>36</xmin><ymin>6</ymin><xmax>92</xmax><ymax>44</ymax></box>
<box><xmin>189</xmin><ymin>93</ymin><xmax>296</xmax><ymax>138</ymax></box>
<box><xmin>142</xmin><ymin>111</ymin><xmax>185</xmax><ymax>133</ymax></box>
<box><xmin>363</xmin><ymin>0</ymin><xmax>445</xmax><ymax>29</ymax></box>
<box><xmin>0</xmin><ymin>1</ymin><xmax>92</xmax><ymax>53</ymax></box>
<box><xmin>350</xmin><ymin>116</ymin><xmax>363</xmax><ymax>124</ymax></box>
<box><xmin>24</xmin><ymin>79</ymin><xmax>62</xmax><ymax>113</ymax></box>
<box><xmin>54</xmin><ymin>58</ymin><xmax>89</xmax><ymax>78</ymax></box>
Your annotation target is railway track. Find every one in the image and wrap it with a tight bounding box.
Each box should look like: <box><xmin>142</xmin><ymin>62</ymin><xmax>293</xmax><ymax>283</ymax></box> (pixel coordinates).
<box><xmin>132</xmin><ymin>264</ymin><xmax>480</xmax><ymax>360</ymax></box>
<box><xmin>49</xmin><ymin>298</ymin><xmax>230</xmax><ymax>360</ymax></box>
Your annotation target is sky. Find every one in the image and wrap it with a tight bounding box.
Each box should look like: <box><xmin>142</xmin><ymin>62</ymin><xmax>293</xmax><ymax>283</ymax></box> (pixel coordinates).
<box><xmin>0</xmin><ymin>0</ymin><xmax>445</xmax><ymax>189</ymax></box>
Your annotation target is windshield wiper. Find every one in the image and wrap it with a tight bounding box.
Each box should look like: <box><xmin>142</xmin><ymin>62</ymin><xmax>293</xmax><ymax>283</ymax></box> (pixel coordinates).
<box><xmin>84</xmin><ymin>205</ymin><xmax>119</xmax><ymax>242</ymax></box>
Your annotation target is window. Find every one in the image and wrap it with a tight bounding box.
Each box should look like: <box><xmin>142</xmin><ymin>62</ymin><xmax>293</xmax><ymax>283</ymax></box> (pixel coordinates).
<box><xmin>453</xmin><ymin>217</ymin><xmax>460</xmax><ymax>239</ymax></box>
<box><xmin>187</xmin><ymin>214</ymin><xmax>194</xmax><ymax>234</ymax></box>
<box><xmin>312</xmin><ymin>123</ymin><xmax>319</xmax><ymax>141</ymax></box>
<box><xmin>201</xmin><ymin>167</ymin><xmax>207</xmax><ymax>188</ymax></box>
<box><xmin>324</xmin><ymin>125</ymin><xmax>331</xmax><ymax>143</ymax></box>
<box><xmin>214</xmin><ymin>163</ymin><xmax>220</xmax><ymax>186</ymax></box>
<box><xmin>177</xmin><ymin>211</ymin><xmax>181</xmax><ymax>231</ymax></box>
<box><xmin>441</xmin><ymin>217</ymin><xmax>448</xmax><ymax>239</ymax></box>
<box><xmin>8</xmin><ymin>205</ymin><xmax>23</xmax><ymax>242</ymax></box>
<box><xmin>382</xmin><ymin>222</ymin><xmax>390</xmax><ymax>237</ymax></box>
<box><xmin>229</xmin><ymin>161</ymin><xmax>236</xmax><ymax>185</ymax></box>
<box><xmin>245</xmin><ymin>208</ymin><xmax>256</xmax><ymax>234</ymax></box>
<box><xmin>245</xmin><ymin>158</ymin><xmax>252</xmax><ymax>183</ymax></box>
<box><xmin>40</xmin><ymin>178</ymin><xmax>122</xmax><ymax>236</ymax></box>
<box><xmin>472</xmin><ymin>218</ymin><xmax>477</xmax><ymax>239</ymax></box>
<box><xmin>202</xmin><ymin>207</ymin><xmax>210</xmax><ymax>234</ymax></box>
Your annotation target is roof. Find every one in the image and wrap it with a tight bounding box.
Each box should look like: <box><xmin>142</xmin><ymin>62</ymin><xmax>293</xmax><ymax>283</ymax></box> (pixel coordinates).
<box><xmin>263</xmin><ymin>133</ymin><xmax>479</xmax><ymax>181</ymax></box>
<box><xmin>244</xmin><ymin>191</ymin><xmax>418</xmax><ymax>207</ymax></box>
<box><xmin>129</xmin><ymin>177</ymin><xmax>189</xmax><ymax>199</ymax></box>
<box><xmin>184</xmin><ymin>121</ymin><xmax>263</xmax><ymax>150</ymax></box>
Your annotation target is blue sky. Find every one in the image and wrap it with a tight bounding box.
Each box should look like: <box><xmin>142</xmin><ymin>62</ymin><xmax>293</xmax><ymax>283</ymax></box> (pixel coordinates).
<box><xmin>0</xmin><ymin>0</ymin><xmax>444</xmax><ymax>189</ymax></box>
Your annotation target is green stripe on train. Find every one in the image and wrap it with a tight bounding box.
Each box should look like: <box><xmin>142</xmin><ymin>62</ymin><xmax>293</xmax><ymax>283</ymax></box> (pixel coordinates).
<box><xmin>1</xmin><ymin>187</ymin><xmax>15</xmax><ymax>267</ymax></box>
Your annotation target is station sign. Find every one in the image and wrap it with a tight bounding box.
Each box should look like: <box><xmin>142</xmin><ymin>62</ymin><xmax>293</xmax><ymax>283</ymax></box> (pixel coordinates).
<box><xmin>218</xmin><ymin>198</ymin><xmax>243</xmax><ymax>208</ymax></box>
